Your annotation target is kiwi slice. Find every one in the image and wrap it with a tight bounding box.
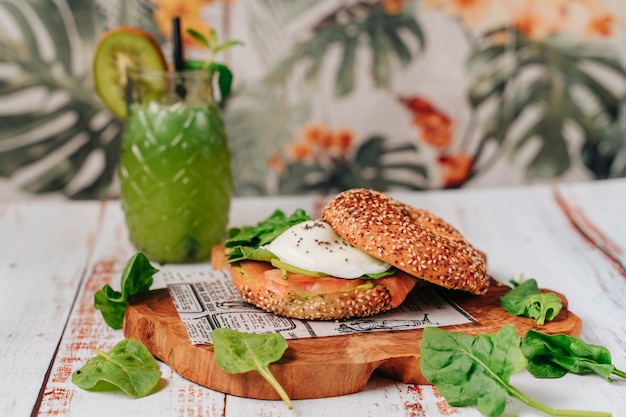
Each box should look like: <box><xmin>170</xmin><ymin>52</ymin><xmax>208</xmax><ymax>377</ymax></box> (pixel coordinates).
<box><xmin>92</xmin><ymin>27</ymin><xmax>167</xmax><ymax>119</ymax></box>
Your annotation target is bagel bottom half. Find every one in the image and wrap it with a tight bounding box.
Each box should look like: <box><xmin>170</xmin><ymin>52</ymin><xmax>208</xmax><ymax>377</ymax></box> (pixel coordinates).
<box><xmin>211</xmin><ymin>245</ymin><xmax>419</xmax><ymax>320</ymax></box>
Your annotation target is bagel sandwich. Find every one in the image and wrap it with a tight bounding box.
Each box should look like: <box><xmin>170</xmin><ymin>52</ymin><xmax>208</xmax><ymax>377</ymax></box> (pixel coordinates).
<box><xmin>214</xmin><ymin>188</ymin><xmax>489</xmax><ymax>320</ymax></box>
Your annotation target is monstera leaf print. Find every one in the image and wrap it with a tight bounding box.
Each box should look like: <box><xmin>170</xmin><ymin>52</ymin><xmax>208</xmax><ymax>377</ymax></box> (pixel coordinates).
<box><xmin>0</xmin><ymin>0</ymin><xmax>160</xmax><ymax>199</ymax></box>
<box><xmin>0</xmin><ymin>0</ymin><xmax>118</xmax><ymax>198</ymax></box>
<box><xmin>266</xmin><ymin>2</ymin><xmax>425</xmax><ymax>96</ymax></box>
<box><xmin>468</xmin><ymin>28</ymin><xmax>626</xmax><ymax>180</ymax></box>
<box><xmin>277</xmin><ymin>136</ymin><xmax>426</xmax><ymax>194</ymax></box>
<box><xmin>224</xmin><ymin>85</ymin><xmax>312</xmax><ymax>195</ymax></box>
<box><xmin>589</xmin><ymin>97</ymin><xmax>626</xmax><ymax>178</ymax></box>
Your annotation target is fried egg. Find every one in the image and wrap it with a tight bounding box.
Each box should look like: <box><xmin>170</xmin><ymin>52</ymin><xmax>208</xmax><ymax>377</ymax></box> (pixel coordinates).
<box><xmin>265</xmin><ymin>219</ymin><xmax>390</xmax><ymax>279</ymax></box>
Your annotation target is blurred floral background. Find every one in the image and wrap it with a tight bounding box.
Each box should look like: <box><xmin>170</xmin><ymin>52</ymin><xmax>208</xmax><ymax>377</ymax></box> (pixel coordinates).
<box><xmin>1</xmin><ymin>0</ymin><xmax>626</xmax><ymax>199</ymax></box>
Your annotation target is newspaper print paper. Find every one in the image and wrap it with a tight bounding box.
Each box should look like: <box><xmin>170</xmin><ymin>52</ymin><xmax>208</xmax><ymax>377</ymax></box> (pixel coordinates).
<box><xmin>162</xmin><ymin>269</ymin><xmax>476</xmax><ymax>345</ymax></box>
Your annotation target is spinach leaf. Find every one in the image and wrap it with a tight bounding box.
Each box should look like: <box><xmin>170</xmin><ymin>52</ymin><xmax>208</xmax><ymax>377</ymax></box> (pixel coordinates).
<box><xmin>225</xmin><ymin>209</ymin><xmax>310</xmax><ymax>262</ymax></box>
<box><xmin>500</xmin><ymin>278</ymin><xmax>562</xmax><ymax>325</ymax></box>
<box><xmin>521</xmin><ymin>329</ymin><xmax>626</xmax><ymax>380</ymax></box>
<box><xmin>211</xmin><ymin>328</ymin><xmax>292</xmax><ymax>409</ymax></box>
<box><xmin>420</xmin><ymin>325</ymin><xmax>527</xmax><ymax>417</ymax></box>
<box><xmin>233</xmin><ymin>247</ymin><xmax>277</xmax><ymax>263</ymax></box>
<box><xmin>94</xmin><ymin>252</ymin><xmax>159</xmax><ymax>329</ymax></box>
<box><xmin>72</xmin><ymin>339</ymin><xmax>162</xmax><ymax>398</ymax></box>
<box><xmin>420</xmin><ymin>325</ymin><xmax>611</xmax><ymax>417</ymax></box>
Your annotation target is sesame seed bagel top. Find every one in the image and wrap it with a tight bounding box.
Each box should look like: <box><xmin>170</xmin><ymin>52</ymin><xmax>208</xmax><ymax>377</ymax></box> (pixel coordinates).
<box><xmin>321</xmin><ymin>188</ymin><xmax>489</xmax><ymax>295</ymax></box>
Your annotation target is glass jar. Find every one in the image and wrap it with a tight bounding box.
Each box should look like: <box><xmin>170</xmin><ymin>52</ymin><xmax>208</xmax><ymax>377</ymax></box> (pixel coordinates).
<box><xmin>119</xmin><ymin>69</ymin><xmax>232</xmax><ymax>263</ymax></box>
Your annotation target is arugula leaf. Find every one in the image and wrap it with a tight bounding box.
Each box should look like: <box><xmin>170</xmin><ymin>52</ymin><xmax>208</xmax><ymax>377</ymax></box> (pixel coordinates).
<box><xmin>500</xmin><ymin>278</ymin><xmax>562</xmax><ymax>325</ymax></box>
<box><xmin>521</xmin><ymin>329</ymin><xmax>626</xmax><ymax>380</ymax></box>
<box><xmin>72</xmin><ymin>339</ymin><xmax>162</xmax><ymax>398</ymax></box>
<box><xmin>225</xmin><ymin>209</ymin><xmax>310</xmax><ymax>262</ymax></box>
<box><xmin>94</xmin><ymin>253</ymin><xmax>159</xmax><ymax>329</ymax></box>
<box><xmin>211</xmin><ymin>328</ymin><xmax>292</xmax><ymax>409</ymax></box>
<box><xmin>420</xmin><ymin>325</ymin><xmax>611</xmax><ymax>417</ymax></box>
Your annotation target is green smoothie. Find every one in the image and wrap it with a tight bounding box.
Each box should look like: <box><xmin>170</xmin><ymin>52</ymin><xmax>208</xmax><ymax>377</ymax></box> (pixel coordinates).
<box><xmin>119</xmin><ymin>97</ymin><xmax>232</xmax><ymax>263</ymax></box>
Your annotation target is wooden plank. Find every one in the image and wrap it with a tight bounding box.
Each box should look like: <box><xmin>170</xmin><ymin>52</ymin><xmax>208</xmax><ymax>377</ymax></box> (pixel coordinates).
<box><xmin>554</xmin><ymin>179</ymin><xmax>626</xmax><ymax>269</ymax></box>
<box><xmin>24</xmin><ymin>179</ymin><xmax>626</xmax><ymax>417</ymax></box>
<box><xmin>33</xmin><ymin>202</ymin><xmax>229</xmax><ymax>417</ymax></box>
<box><xmin>0</xmin><ymin>201</ymin><xmax>103</xmax><ymax>417</ymax></box>
<box><xmin>221</xmin><ymin>376</ymin><xmax>458</xmax><ymax>417</ymax></box>
<box><xmin>393</xmin><ymin>183</ymin><xmax>626</xmax><ymax>416</ymax></box>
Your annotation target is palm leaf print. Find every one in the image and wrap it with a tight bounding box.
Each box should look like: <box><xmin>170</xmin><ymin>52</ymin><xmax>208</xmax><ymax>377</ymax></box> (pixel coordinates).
<box><xmin>0</xmin><ymin>0</ymin><xmax>122</xmax><ymax>198</ymax></box>
<box><xmin>469</xmin><ymin>28</ymin><xmax>626</xmax><ymax>179</ymax></box>
<box><xmin>266</xmin><ymin>2</ymin><xmax>425</xmax><ymax>96</ymax></box>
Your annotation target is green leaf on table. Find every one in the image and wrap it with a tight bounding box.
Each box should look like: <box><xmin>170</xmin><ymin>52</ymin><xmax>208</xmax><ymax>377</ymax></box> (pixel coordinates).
<box><xmin>421</xmin><ymin>325</ymin><xmax>612</xmax><ymax>417</ymax></box>
<box><xmin>71</xmin><ymin>339</ymin><xmax>162</xmax><ymax>398</ymax></box>
<box><xmin>521</xmin><ymin>329</ymin><xmax>626</xmax><ymax>380</ymax></box>
<box><xmin>420</xmin><ymin>325</ymin><xmax>527</xmax><ymax>417</ymax></box>
<box><xmin>224</xmin><ymin>209</ymin><xmax>310</xmax><ymax>262</ymax></box>
<box><xmin>212</xmin><ymin>328</ymin><xmax>292</xmax><ymax>409</ymax></box>
<box><xmin>94</xmin><ymin>252</ymin><xmax>159</xmax><ymax>329</ymax></box>
<box><xmin>500</xmin><ymin>278</ymin><xmax>562</xmax><ymax>325</ymax></box>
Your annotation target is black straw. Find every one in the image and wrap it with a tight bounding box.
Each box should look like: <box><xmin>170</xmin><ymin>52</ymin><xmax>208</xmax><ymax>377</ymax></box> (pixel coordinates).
<box><xmin>172</xmin><ymin>17</ymin><xmax>187</xmax><ymax>98</ymax></box>
<box><xmin>172</xmin><ymin>17</ymin><xmax>184</xmax><ymax>71</ymax></box>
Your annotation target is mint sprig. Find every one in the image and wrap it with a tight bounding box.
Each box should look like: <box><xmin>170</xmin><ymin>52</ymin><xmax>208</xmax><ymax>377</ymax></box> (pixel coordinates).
<box><xmin>185</xmin><ymin>28</ymin><xmax>243</xmax><ymax>106</ymax></box>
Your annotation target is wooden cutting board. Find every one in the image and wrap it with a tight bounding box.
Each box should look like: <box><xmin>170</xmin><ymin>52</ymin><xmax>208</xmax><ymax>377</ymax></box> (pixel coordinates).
<box><xmin>123</xmin><ymin>279</ymin><xmax>581</xmax><ymax>400</ymax></box>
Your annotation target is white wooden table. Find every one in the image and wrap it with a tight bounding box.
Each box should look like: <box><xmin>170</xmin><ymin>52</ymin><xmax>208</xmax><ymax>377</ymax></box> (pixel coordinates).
<box><xmin>2</xmin><ymin>179</ymin><xmax>625</xmax><ymax>417</ymax></box>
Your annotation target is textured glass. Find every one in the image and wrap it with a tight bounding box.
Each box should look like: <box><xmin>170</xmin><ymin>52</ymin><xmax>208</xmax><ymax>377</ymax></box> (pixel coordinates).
<box><xmin>119</xmin><ymin>70</ymin><xmax>232</xmax><ymax>263</ymax></box>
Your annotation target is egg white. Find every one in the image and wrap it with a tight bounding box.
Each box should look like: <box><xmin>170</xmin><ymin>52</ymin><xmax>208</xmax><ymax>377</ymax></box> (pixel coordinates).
<box><xmin>265</xmin><ymin>219</ymin><xmax>390</xmax><ymax>279</ymax></box>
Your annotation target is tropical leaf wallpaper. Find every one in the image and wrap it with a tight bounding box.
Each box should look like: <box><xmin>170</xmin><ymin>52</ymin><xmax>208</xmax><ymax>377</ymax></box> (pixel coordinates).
<box><xmin>1</xmin><ymin>0</ymin><xmax>626</xmax><ymax>199</ymax></box>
